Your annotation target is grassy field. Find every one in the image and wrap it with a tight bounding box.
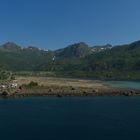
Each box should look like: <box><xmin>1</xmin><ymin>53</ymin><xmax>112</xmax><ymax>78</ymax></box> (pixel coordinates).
<box><xmin>16</xmin><ymin>76</ymin><xmax>108</xmax><ymax>89</ymax></box>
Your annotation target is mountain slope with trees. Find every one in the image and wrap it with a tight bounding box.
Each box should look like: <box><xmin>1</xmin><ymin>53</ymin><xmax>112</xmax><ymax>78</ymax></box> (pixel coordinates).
<box><xmin>0</xmin><ymin>40</ymin><xmax>139</xmax><ymax>79</ymax></box>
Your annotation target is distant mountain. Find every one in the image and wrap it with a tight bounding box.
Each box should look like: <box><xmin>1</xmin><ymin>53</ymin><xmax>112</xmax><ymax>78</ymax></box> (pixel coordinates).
<box><xmin>0</xmin><ymin>42</ymin><xmax>53</xmax><ymax>71</ymax></box>
<box><xmin>55</xmin><ymin>42</ymin><xmax>90</xmax><ymax>58</ymax></box>
<box><xmin>0</xmin><ymin>40</ymin><xmax>139</xmax><ymax>79</ymax></box>
<box><xmin>91</xmin><ymin>44</ymin><xmax>112</xmax><ymax>53</ymax></box>
<box><xmin>81</xmin><ymin>41</ymin><xmax>140</xmax><ymax>79</ymax></box>
<box><xmin>0</xmin><ymin>42</ymin><xmax>21</xmax><ymax>51</ymax></box>
<box><xmin>53</xmin><ymin>40</ymin><xmax>140</xmax><ymax>79</ymax></box>
<box><xmin>54</xmin><ymin>43</ymin><xmax>112</xmax><ymax>59</ymax></box>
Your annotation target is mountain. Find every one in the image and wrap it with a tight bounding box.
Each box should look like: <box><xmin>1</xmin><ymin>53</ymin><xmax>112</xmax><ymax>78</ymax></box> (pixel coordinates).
<box><xmin>55</xmin><ymin>43</ymin><xmax>112</xmax><ymax>59</ymax></box>
<box><xmin>52</xmin><ymin>41</ymin><xmax>140</xmax><ymax>79</ymax></box>
<box><xmin>81</xmin><ymin>41</ymin><xmax>140</xmax><ymax>79</ymax></box>
<box><xmin>0</xmin><ymin>42</ymin><xmax>21</xmax><ymax>51</ymax></box>
<box><xmin>91</xmin><ymin>44</ymin><xmax>112</xmax><ymax>53</ymax></box>
<box><xmin>0</xmin><ymin>42</ymin><xmax>53</xmax><ymax>71</ymax></box>
<box><xmin>0</xmin><ymin>40</ymin><xmax>139</xmax><ymax>79</ymax></box>
<box><xmin>55</xmin><ymin>42</ymin><xmax>90</xmax><ymax>59</ymax></box>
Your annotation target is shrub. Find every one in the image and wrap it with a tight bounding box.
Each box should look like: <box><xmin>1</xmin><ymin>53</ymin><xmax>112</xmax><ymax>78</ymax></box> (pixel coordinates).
<box><xmin>0</xmin><ymin>70</ymin><xmax>13</xmax><ymax>80</ymax></box>
<box><xmin>28</xmin><ymin>81</ymin><xmax>38</xmax><ymax>87</ymax></box>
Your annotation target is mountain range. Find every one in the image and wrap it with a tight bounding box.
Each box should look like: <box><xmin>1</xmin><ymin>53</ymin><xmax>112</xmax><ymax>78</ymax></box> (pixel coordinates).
<box><xmin>0</xmin><ymin>40</ymin><xmax>140</xmax><ymax>80</ymax></box>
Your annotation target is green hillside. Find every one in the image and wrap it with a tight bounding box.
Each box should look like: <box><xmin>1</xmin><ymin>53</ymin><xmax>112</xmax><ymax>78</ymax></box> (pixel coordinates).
<box><xmin>52</xmin><ymin>41</ymin><xmax>140</xmax><ymax>79</ymax></box>
<box><xmin>0</xmin><ymin>42</ymin><xmax>53</xmax><ymax>71</ymax></box>
<box><xmin>55</xmin><ymin>42</ymin><xmax>90</xmax><ymax>59</ymax></box>
<box><xmin>0</xmin><ymin>41</ymin><xmax>140</xmax><ymax>80</ymax></box>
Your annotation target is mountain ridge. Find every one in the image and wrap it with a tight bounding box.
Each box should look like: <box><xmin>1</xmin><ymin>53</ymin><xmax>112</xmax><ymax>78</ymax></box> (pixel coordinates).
<box><xmin>0</xmin><ymin>40</ymin><xmax>139</xmax><ymax>79</ymax></box>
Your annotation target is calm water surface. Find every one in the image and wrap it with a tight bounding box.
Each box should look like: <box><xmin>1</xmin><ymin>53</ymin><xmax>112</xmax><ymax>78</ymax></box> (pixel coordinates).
<box><xmin>0</xmin><ymin>96</ymin><xmax>140</xmax><ymax>140</ymax></box>
<box><xmin>105</xmin><ymin>81</ymin><xmax>140</xmax><ymax>90</ymax></box>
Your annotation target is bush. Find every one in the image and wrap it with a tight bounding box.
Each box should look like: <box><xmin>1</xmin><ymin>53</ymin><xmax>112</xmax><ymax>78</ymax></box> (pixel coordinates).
<box><xmin>27</xmin><ymin>81</ymin><xmax>39</xmax><ymax>88</ymax></box>
<box><xmin>0</xmin><ymin>70</ymin><xmax>12</xmax><ymax>80</ymax></box>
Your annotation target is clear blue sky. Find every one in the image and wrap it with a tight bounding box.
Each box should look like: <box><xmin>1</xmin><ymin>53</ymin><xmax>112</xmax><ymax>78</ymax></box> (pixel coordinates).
<box><xmin>0</xmin><ymin>0</ymin><xmax>140</xmax><ymax>49</ymax></box>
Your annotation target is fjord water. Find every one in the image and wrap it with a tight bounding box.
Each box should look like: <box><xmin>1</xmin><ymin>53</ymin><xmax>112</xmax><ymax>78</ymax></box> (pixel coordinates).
<box><xmin>105</xmin><ymin>81</ymin><xmax>140</xmax><ymax>90</ymax></box>
<box><xmin>0</xmin><ymin>97</ymin><xmax>140</xmax><ymax>140</ymax></box>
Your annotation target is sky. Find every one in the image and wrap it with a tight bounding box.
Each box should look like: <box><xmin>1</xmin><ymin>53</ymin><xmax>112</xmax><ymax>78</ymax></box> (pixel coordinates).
<box><xmin>0</xmin><ymin>0</ymin><xmax>140</xmax><ymax>49</ymax></box>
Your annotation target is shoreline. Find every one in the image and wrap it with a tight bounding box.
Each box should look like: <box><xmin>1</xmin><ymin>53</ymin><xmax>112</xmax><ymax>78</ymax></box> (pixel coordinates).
<box><xmin>1</xmin><ymin>86</ymin><xmax>140</xmax><ymax>97</ymax></box>
<box><xmin>0</xmin><ymin>76</ymin><xmax>140</xmax><ymax>97</ymax></box>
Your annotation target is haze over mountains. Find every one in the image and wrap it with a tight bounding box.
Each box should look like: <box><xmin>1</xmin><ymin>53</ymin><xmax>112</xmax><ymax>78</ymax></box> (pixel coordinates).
<box><xmin>0</xmin><ymin>40</ymin><xmax>140</xmax><ymax>79</ymax></box>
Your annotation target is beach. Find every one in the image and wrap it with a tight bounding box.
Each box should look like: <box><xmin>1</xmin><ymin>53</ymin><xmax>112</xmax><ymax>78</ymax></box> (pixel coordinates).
<box><xmin>0</xmin><ymin>76</ymin><xmax>140</xmax><ymax>97</ymax></box>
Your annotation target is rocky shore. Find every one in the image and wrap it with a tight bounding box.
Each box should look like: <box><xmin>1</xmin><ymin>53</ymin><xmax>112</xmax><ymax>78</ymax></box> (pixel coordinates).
<box><xmin>1</xmin><ymin>85</ymin><xmax>140</xmax><ymax>97</ymax></box>
<box><xmin>0</xmin><ymin>76</ymin><xmax>140</xmax><ymax>97</ymax></box>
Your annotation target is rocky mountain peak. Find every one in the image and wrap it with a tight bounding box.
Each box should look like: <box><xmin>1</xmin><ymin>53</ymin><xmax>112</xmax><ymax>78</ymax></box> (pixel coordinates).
<box><xmin>1</xmin><ymin>42</ymin><xmax>21</xmax><ymax>50</ymax></box>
